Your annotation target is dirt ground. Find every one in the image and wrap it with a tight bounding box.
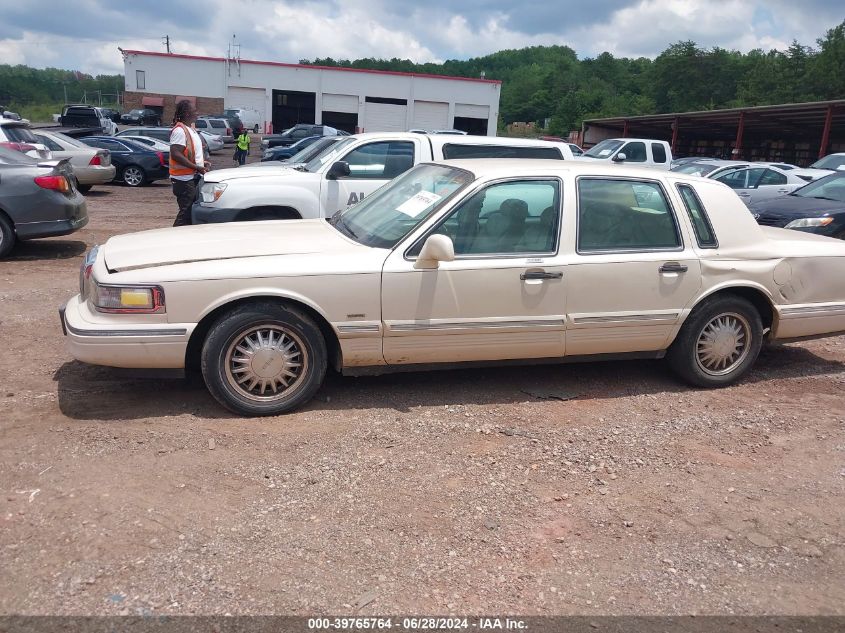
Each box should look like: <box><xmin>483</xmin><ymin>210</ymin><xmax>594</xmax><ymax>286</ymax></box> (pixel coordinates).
<box><xmin>1</xmin><ymin>148</ymin><xmax>844</xmax><ymax>616</ymax></box>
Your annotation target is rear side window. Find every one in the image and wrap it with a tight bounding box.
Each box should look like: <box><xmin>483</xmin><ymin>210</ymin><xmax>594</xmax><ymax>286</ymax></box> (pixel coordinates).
<box><xmin>210</xmin><ymin>120</ymin><xmax>226</xmax><ymax>129</ymax></box>
<box><xmin>677</xmin><ymin>184</ymin><xmax>718</xmax><ymax>248</ymax></box>
<box><xmin>758</xmin><ymin>169</ymin><xmax>787</xmax><ymax>186</ymax></box>
<box><xmin>577</xmin><ymin>178</ymin><xmax>681</xmax><ymax>252</ymax></box>
<box><xmin>652</xmin><ymin>143</ymin><xmax>667</xmax><ymax>164</ymax></box>
<box><xmin>442</xmin><ymin>144</ymin><xmax>562</xmax><ymax>159</ymax></box>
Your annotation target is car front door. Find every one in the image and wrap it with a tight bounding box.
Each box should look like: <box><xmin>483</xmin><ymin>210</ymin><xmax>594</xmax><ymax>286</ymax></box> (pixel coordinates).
<box><xmin>381</xmin><ymin>177</ymin><xmax>567</xmax><ymax>364</ymax></box>
<box><xmin>751</xmin><ymin>168</ymin><xmax>796</xmax><ymax>204</ymax></box>
<box><xmin>564</xmin><ymin>176</ymin><xmax>702</xmax><ymax>355</ymax></box>
<box><xmin>320</xmin><ymin>139</ymin><xmax>419</xmax><ymax>217</ymax></box>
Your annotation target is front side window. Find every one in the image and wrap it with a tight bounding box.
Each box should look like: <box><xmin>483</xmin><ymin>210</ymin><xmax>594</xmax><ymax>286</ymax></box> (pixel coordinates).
<box><xmin>412</xmin><ymin>179</ymin><xmax>561</xmax><ymax>256</ymax></box>
<box><xmin>341</xmin><ymin>141</ymin><xmax>415</xmax><ymax>179</ymax></box>
<box><xmin>136</xmin><ymin>70</ymin><xmax>145</xmax><ymax>90</ymax></box>
<box><xmin>620</xmin><ymin>141</ymin><xmax>647</xmax><ymax>162</ymax></box>
<box><xmin>578</xmin><ymin>178</ymin><xmax>681</xmax><ymax>252</ymax></box>
<box><xmin>334</xmin><ymin>163</ymin><xmax>473</xmax><ymax>249</ymax></box>
<box><xmin>677</xmin><ymin>184</ymin><xmax>718</xmax><ymax>248</ymax></box>
<box><xmin>716</xmin><ymin>168</ymin><xmax>761</xmax><ymax>189</ymax></box>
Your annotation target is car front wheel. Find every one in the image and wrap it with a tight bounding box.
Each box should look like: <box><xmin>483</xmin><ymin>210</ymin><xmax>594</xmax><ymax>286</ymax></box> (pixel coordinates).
<box><xmin>201</xmin><ymin>302</ymin><xmax>328</xmax><ymax>416</ymax></box>
<box><xmin>122</xmin><ymin>165</ymin><xmax>146</xmax><ymax>187</ymax></box>
<box><xmin>0</xmin><ymin>214</ymin><xmax>15</xmax><ymax>258</ymax></box>
<box><xmin>667</xmin><ymin>295</ymin><xmax>763</xmax><ymax>387</ymax></box>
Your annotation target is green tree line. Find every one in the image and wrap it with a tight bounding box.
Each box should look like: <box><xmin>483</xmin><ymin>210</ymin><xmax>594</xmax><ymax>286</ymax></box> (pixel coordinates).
<box><xmin>301</xmin><ymin>20</ymin><xmax>845</xmax><ymax>135</ymax></box>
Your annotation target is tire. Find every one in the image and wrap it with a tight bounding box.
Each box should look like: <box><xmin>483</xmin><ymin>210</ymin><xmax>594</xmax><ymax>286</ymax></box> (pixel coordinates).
<box><xmin>0</xmin><ymin>214</ymin><xmax>15</xmax><ymax>258</ymax></box>
<box><xmin>122</xmin><ymin>165</ymin><xmax>146</xmax><ymax>187</ymax></box>
<box><xmin>201</xmin><ymin>302</ymin><xmax>327</xmax><ymax>416</ymax></box>
<box><xmin>667</xmin><ymin>295</ymin><xmax>763</xmax><ymax>387</ymax></box>
<box><xmin>77</xmin><ymin>184</ymin><xmax>92</xmax><ymax>194</ymax></box>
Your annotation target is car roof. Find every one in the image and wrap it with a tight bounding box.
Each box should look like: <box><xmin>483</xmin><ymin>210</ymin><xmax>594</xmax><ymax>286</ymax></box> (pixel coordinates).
<box><xmin>431</xmin><ymin>158</ymin><xmax>710</xmax><ymax>181</ymax></box>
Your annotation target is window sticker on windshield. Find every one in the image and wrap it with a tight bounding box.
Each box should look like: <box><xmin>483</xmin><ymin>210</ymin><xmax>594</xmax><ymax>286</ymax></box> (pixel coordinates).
<box><xmin>396</xmin><ymin>191</ymin><xmax>442</xmax><ymax>217</ymax></box>
<box><xmin>598</xmin><ymin>149</ymin><xmax>612</xmax><ymax>156</ymax></box>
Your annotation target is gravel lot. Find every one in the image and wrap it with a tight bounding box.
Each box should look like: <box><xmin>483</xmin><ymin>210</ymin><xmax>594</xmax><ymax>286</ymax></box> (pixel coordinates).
<box><xmin>1</xmin><ymin>148</ymin><xmax>844</xmax><ymax>616</ymax></box>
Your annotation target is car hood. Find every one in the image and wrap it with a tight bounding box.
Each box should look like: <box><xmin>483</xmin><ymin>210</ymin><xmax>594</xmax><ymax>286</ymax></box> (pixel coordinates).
<box><xmin>202</xmin><ymin>164</ymin><xmax>309</xmax><ymax>183</ymax></box>
<box><xmin>750</xmin><ymin>195</ymin><xmax>845</xmax><ymax>218</ymax></box>
<box><xmin>103</xmin><ymin>219</ymin><xmax>359</xmax><ymax>272</ymax></box>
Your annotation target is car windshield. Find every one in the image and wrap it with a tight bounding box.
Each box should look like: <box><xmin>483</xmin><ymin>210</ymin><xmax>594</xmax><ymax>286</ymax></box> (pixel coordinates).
<box><xmin>304</xmin><ymin>137</ymin><xmax>357</xmax><ymax>172</ymax></box>
<box><xmin>289</xmin><ymin>137</ymin><xmax>338</xmax><ymax>164</ymax></box>
<box><xmin>810</xmin><ymin>155</ymin><xmax>845</xmax><ymax>171</ymax></box>
<box><xmin>672</xmin><ymin>162</ymin><xmax>722</xmax><ymax>177</ymax></box>
<box><xmin>582</xmin><ymin>139</ymin><xmax>624</xmax><ymax>159</ymax></box>
<box><xmin>790</xmin><ymin>172</ymin><xmax>845</xmax><ymax>202</ymax></box>
<box><xmin>331</xmin><ymin>164</ymin><xmax>474</xmax><ymax>249</ymax></box>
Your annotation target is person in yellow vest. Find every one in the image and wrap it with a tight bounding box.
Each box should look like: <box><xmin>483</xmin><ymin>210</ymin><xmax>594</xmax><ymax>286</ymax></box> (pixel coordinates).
<box><xmin>235</xmin><ymin>128</ymin><xmax>250</xmax><ymax>166</ymax></box>
<box><xmin>169</xmin><ymin>100</ymin><xmax>209</xmax><ymax>226</ymax></box>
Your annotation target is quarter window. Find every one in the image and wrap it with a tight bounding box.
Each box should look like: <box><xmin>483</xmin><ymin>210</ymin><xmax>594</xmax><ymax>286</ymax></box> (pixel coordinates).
<box><xmin>341</xmin><ymin>141</ymin><xmax>415</xmax><ymax>179</ymax></box>
<box><xmin>136</xmin><ymin>70</ymin><xmax>145</xmax><ymax>90</ymax></box>
<box><xmin>413</xmin><ymin>180</ymin><xmax>561</xmax><ymax>256</ymax></box>
<box><xmin>677</xmin><ymin>184</ymin><xmax>718</xmax><ymax>248</ymax></box>
<box><xmin>578</xmin><ymin>178</ymin><xmax>680</xmax><ymax>252</ymax></box>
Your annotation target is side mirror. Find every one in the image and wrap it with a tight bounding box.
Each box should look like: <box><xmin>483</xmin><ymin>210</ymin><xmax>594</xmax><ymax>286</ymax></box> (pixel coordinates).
<box><xmin>327</xmin><ymin>161</ymin><xmax>351</xmax><ymax>180</ymax></box>
<box><xmin>612</xmin><ymin>152</ymin><xmax>627</xmax><ymax>163</ymax></box>
<box><xmin>414</xmin><ymin>234</ymin><xmax>455</xmax><ymax>269</ymax></box>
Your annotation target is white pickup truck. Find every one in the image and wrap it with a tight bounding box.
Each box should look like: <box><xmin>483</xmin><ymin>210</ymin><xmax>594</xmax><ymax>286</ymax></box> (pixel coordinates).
<box><xmin>193</xmin><ymin>132</ymin><xmax>575</xmax><ymax>224</ymax></box>
<box><xmin>579</xmin><ymin>138</ymin><xmax>672</xmax><ymax>170</ymax></box>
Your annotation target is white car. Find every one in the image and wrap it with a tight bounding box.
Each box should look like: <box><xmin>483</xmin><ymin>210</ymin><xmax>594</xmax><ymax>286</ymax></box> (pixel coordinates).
<box><xmin>61</xmin><ymin>160</ymin><xmax>845</xmax><ymax>416</ymax></box>
<box><xmin>0</xmin><ymin>117</ymin><xmax>52</xmax><ymax>160</ymax></box>
<box><xmin>117</xmin><ymin>135</ymin><xmax>171</xmax><ymax>153</ymax></box>
<box><xmin>224</xmin><ymin>108</ymin><xmax>263</xmax><ymax>133</ymax></box>
<box><xmin>31</xmin><ymin>130</ymin><xmax>115</xmax><ymax>192</ymax></box>
<box><xmin>199</xmin><ymin>130</ymin><xmax>224</xmax><ymax>153</ymax></box>
<box><xmin>713</xmin><ymin>165</ymin><xmax>824</xmax><ymax>206</ymax></box>
<box><xmin>579</xmin><ymin>138</ymin><xmax>672</xmax><ymax>169</ymax></box>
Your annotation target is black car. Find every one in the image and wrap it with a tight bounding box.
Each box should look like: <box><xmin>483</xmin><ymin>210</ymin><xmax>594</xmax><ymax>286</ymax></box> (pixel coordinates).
<box><xmin>261</xmin><ymin>124</ymin><xmax>339</xmax><ymax>148</ymax></box>
<box><xmin>0</xmin><ymin>146</ymin><xmax>88</xmax><ymax>257</ymax></box>
<box><xmin>120</xmin><ymin>109</ymin><xmax>162</xmax><ymax>126</ymax></box>
<box><xmin>80</xmin><ymin>136</ymin><xmax>169</xmax><ymax>187</ymax></box>
<box><xmin>100</xmin><ymin>108</ymin><xmax>121</xmax><ymax>123</ymax></box>
<box><xmin>750</xmin><ymin>171</ymin><xmax>845</xmax><ymax>239</ymax></box>
<box><xmin>261</xmin><ymin>134</ymin><xmax>323</xmax><ymax>161</ymax></box>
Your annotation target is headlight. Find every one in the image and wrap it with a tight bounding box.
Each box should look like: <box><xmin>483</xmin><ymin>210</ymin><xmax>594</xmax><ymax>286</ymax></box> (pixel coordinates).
<box><xmin>784</xmin><ymin>217</ymin><xmax>834</xmax><ymax>229</ymax></box>
<box><xmin>200</xmin><ymin>182</ymin><xmax>227</xmax><ymax>203</ymax></box>
<box><xmin>92</xmin><ymin>282</ymin><xmax>165</xmax><ymax>313</ymax></box>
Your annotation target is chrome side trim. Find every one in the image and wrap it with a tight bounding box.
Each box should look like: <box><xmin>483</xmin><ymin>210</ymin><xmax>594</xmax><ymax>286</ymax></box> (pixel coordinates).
<box><xmin>64</xmin><ymin>320</ymin><xmax>187</xmax><ymax>338</ymax></box>
<box><xmin>387</xmin><ymin>318</ymin><xmax>566</xmax><ymax>332</ymax></box>
<box><xmin>337</xmin><ymin>324</ymin><xmax>381</xmax><ymax>334</ymax></box>
<box><xmin>573</xmin><ymin>312</ymin><xmax>679</xmax><ymax>324</ymax></box>
<box><xmin>780</xmin><ymin>303</ymin><xmax>845</xmax><ymax>318</ymax></box>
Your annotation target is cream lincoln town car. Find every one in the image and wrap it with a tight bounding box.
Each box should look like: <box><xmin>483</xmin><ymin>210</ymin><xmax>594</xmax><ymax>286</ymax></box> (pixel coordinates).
<box><xmin>61</xmin><ymin>160</ymin><xmax>845</xmax><ymax>416</ymax></box>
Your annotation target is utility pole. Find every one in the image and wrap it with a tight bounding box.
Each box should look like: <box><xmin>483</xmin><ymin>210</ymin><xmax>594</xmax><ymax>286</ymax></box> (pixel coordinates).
<box><xmin>162</xmin><ymin>35</ymin><xmax>171</xmax><ymax>54</ymax></box>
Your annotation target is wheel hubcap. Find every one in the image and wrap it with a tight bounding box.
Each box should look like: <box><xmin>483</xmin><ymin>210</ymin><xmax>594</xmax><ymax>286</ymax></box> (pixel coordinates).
<box><xmin>695</xmin><ymin>312</ymin><xmax>751</xmax><ymax>376</ymax></box>
<box><xmin>125</xmin><ymin>169</ymin><xmax>142</xmax><ymax>185</ymax></box>
<box><xmin>224</xmin><ymin>326</ymin><xmax>307</xmax><ymax>401</ymax></box>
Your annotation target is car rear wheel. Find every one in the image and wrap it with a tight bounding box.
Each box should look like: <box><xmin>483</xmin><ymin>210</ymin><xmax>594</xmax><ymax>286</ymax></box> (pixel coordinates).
<box><xmin>201</xmin><ymin>302</ymin><xmax>327</xmax><ymax>416</ymax></box>
<box><xmin>77</xmin><ymin>184</ymin><xmax>92</xmax><ymax>194</ymax></box>
<box><xmin>0</xmin><ymin>214</ymin><xmax>15</xmax><ymax>258</ymax></box>
<box><xmin>122</xmin><ymin>166</ymin><xmax>146</xmax><ymax>187</ymax></box>
<box><xmin>667</xmin><ymin>295</ymin><xmax>763</xmax><ymax>387</ymax></box>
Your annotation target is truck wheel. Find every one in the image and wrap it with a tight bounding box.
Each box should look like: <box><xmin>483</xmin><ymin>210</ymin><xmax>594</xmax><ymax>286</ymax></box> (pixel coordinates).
<box><xmin>667</xmin><ymin>295</ymin><xmax>763</xmax><ymax>387</ymax></box>
<box><xmin>0</xmin><ymin>214</ymin><xmax>15</xmax><ymax>258</ymax></box>
<box><xmin>122</xmin><ymin>165</ymin><xmax>146</xmax><ymax>187</ymax></box>
<box><xmin>200</xmin><ymin>302</ymin><xmax>327</xmax><ymax>416</ymax></box>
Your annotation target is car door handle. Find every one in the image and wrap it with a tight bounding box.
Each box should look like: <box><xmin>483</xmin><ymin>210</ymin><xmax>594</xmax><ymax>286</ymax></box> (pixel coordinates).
<box><xmin>659</xmin><ymin>262</ymin><xmax>688</xmax><ymax>274</ymax></box>
<box><xmin>776</xmin><ymin>188</ymin><xmax>790</xmax><ymax>193</ymax></box>
<box><xmin>520</xmin><ymin>271</ymin><xmax>562</xmax><ymax>281</ymax></box>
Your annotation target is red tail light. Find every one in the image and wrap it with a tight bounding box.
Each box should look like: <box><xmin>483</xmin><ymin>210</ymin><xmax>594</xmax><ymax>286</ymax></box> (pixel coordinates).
<box><xmin>34</xmin><ymin>175</ymin><xmax>70</xmax><ymax>193</ymax></box>
<box><xmin>88</xmin><ymin>154</ymin><xmax>102</xmax><ymax>166</ymax></box>
<box><xmin>1</xmin><ymin>141</ymin><xmax>36</xmax><ymax>153</ymax></box>
<box><xmin>156</xmin><ymin>151</ymin><xmax>166</xmax><ymax>166</ymax></box>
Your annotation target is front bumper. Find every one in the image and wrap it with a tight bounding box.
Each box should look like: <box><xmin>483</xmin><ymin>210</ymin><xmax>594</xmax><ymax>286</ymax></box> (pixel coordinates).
<box><xmin>60</xmin><ymin>295</ymin><xmax>194</xmax><ymax>369</ymax></box>
<box><xmin>191</xmin><ymin>201</ymin><xmax>242</xmax><ymax>224</ymax></box>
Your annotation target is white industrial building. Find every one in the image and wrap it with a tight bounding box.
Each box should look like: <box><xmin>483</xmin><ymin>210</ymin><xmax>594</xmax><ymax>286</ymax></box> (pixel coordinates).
<box><xmin>120</xmin><ymin>50</ymin><xmax>501</xmax><ymax>135</ymax></box>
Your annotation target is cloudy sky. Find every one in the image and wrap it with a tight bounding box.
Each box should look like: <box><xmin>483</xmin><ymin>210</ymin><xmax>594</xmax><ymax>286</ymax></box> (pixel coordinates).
<box><xmin>0</xmin><ymin>0</ymin><xmax>842</xmax><ymax>75</ymax></box>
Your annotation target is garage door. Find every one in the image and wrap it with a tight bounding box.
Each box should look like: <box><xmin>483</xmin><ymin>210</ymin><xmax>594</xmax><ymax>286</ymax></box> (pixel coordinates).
<box><xmin>455</xmin><ymin>103</ymin><xmax>490</xmax><ymax>119</ymax></box>
<box><xmin>226</xmin><ymin>87</ymin><xmax>266</xmax><ymax>124</ymax></box>
<box><xmin>363</xmin><ymin>102</ymin><xmax>407</xmax><ymax>133</ymax></box>
<box><xmin>322</xmin><ymin>93</ymin><xmax>358</xmax><ymax>114</ymax></box>
<box><xmin>412</xmin><ymin>101</ymin><xmax>448</xmax><ymax>131</ymax></box>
